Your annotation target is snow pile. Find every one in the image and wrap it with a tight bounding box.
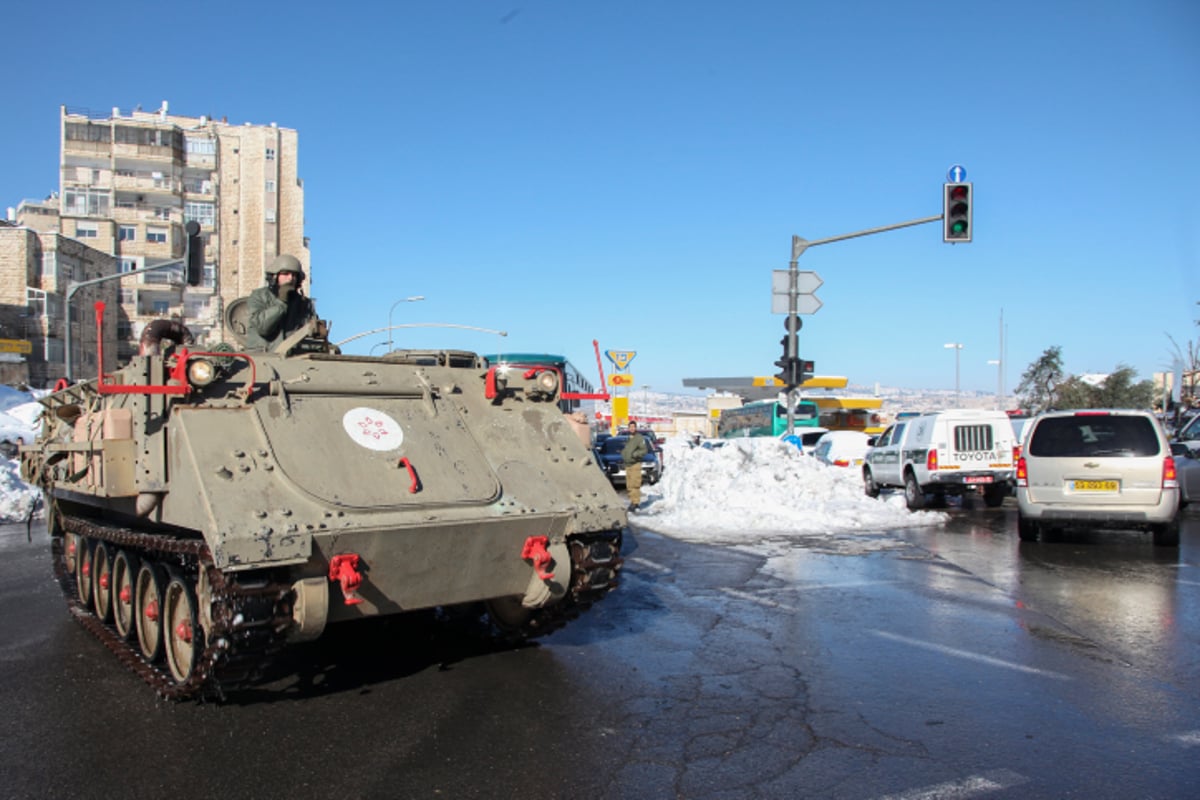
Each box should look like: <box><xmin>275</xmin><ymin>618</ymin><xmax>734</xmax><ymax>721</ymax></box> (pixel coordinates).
<box><xmin>0</xmin><ymin>388</ymin><xmax>44</xmax><ymax>523</ymax></box>
<box><xmin>636</xmin><ymin>437</ymin><xmax>947</xmax><ymax>546</ymax></box>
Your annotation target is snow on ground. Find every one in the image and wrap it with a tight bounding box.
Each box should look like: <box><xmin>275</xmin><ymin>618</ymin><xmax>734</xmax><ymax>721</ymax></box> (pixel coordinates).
<box><xmin>634</xmin><ymin>437</ymin><xmax>947</xmax><ymax>555</ymax></box>
<box><xmin>0</xmin><ymin>388</ymin><xmax>45</xmax><ymax>523</ymax></box>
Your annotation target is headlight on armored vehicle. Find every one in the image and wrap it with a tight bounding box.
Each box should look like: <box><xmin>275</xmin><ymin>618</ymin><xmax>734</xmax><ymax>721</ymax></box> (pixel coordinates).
<box><xmin>535</xmin><ymin>369</ymin><xmax>559</xmax><ymax>395</ymax></box>
<box><xmin>187</xmin><ymin>358</ymin><xmax>218</xmax><ymax>387</ymax></box>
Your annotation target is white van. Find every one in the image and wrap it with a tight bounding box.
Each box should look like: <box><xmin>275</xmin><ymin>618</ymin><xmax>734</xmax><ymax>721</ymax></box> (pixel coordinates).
<box><xmin>863</xmin><ymin>409</ymin><xmax>1017</xmax><ymax>509</ymax></box>
<box><xmin>1017</xmin><ymin>409</ymin><xmax>1180</xmax><ymax>546</ymax></box>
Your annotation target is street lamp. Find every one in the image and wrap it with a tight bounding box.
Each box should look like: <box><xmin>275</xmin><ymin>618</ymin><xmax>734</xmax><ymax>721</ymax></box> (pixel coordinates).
<box><xmin>387</xmin><ymin>295</ymin><xmax>425</xmax><ymax>352</ymax></box>
<box><xmin>944</xmin><ymin>343</ymin><xmax>964</xmax><ymax>406</ymax></box>
<box><xmin>370</xmin><ymin>341</ymin><xmax>390</xmax><ymax>356</ymax></box>
<box><xmin>987</xmin><ymin>359</ymin><xmax>1002</xmax><ymax>410</ymax></box>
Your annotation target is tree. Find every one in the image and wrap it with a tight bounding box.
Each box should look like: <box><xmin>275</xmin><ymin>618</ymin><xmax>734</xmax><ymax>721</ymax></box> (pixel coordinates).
<box><xmin>1017</xmin><ymin>351</ymin><xmax>1157</xmax><ymax>411</ymax></box>
<box><xmin>1091</xmin><ymin>365</ymin><xmax>1155</xmax><ymax>409</ymax></box>
<box><xmin>1016</xmin><ymin>346</ymin><xmax>1064</xmax><ymax>413</ymax></box>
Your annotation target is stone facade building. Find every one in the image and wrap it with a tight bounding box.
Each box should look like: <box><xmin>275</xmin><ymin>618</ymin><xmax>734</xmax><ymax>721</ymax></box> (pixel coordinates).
<box><xmin>0</xmin><ymin>225</ymin><xmax>118</xmax><ymax>387</ymax></box>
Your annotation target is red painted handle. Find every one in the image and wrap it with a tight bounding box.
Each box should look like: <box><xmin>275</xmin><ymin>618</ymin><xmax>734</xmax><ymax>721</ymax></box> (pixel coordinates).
<box><xmin>398</xmin><ymin>457</ymin><xmax>420</xmax><ymax>493</ymax></box>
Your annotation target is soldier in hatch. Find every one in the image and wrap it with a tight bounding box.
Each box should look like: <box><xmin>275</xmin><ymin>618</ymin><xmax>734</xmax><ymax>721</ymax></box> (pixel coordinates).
<box><xmin>246</xmin><ymin>254</ymin><xmax>317</xmax><ymax>350</ymax></box>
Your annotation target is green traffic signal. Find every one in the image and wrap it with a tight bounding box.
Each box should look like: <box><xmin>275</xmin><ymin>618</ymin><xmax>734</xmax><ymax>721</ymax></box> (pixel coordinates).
<box><xmin>943</xmin><ymin>182</ymin><xmax>972</xmax><ymax>243</ymax></box>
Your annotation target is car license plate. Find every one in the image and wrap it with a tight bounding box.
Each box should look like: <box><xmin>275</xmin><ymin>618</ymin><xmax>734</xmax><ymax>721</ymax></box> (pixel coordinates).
<box><xmin>964</xmin><ymin>476</ymin><xmax>993</xmax><ymax>484</ymax></box>
<box><xmin>1073</xmin><ymin>480</ymin><xmax>1118</xmax><ymax>492</ymax></box>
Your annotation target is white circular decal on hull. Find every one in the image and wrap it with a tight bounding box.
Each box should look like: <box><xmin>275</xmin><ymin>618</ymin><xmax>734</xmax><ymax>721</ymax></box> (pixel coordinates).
<box><xmin>342</xmin><ymin>407</ymin><xmax>404</xmax><ymax>451</ymax></box>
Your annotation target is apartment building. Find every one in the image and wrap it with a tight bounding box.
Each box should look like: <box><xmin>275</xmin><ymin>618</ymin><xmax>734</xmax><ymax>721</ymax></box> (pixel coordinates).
<box><xmin>56</xmin><ymin>101</ymin><xmax>308</xmax><ymax>361</ymax></box>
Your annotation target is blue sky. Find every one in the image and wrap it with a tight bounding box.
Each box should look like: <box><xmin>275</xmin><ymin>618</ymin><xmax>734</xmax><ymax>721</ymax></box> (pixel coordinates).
<box><xmin>3</xmin><ymin>1</ymin><xmax>1197</xmax><ymax>397</ymax></box>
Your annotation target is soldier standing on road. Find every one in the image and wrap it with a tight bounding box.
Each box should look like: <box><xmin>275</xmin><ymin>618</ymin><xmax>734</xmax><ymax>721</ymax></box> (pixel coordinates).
<box><xmin>621</xmin><ymin>420</ymin><xmax>650</xmax><ymax>511</ymax></box>
<box><xmin>246</xmin><ymin>254</ymin><xmax>317</xmax><ymax>351</ymax></box>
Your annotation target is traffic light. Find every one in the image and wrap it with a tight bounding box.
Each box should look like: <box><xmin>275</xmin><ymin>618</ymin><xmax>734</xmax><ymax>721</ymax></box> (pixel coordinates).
<box><xmin>185</xmin><ymin>220</ymin><xmax>204</xmax><ymax>286</ymax></box>
<box><xmin>774</xmin><ymin>337</ymin><xmax>790</xmax><ymax>385</ymax></box>
<box><xmin>798</xmin><ymin>359</ymin><xmax>814</xmax><ymax>385</ymax></box>
<box><xmin>943</xmin><ymin>182</ymin><xmax>972</xmax><ymax>243</ymax></box>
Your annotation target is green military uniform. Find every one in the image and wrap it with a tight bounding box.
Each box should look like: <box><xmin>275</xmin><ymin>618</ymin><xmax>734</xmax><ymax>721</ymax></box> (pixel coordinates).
<box><xmin>245</xmin><ymin>254</ymin><xmax>316</xmax><ymax>351</ymax></box>
<box><xmin>621</xmin><ymin>426</ymin><xmax>650</xmax><ymax>510</ymax></box>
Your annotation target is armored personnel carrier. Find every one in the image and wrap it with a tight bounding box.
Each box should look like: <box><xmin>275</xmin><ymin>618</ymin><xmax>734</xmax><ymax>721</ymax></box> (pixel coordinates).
<box><xmin>21</xmin><ymin>303</ymin><xmax>625</xmax><ymax>698</ymax></box>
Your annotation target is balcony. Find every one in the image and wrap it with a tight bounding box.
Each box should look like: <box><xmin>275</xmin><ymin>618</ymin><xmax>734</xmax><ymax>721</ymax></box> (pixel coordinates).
<box><xmin>113</xmin><ymin>170</ymin><xmax>181</xmax><ymax>194</ymax></box>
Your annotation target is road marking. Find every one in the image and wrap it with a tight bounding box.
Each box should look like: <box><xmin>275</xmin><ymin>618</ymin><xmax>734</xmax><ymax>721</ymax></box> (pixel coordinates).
<box><xmin>778</xmin><ymin>579</ymin><xmax>903</xmax><ymax>592</ymax></box>
<box><xmin>1172</xmin><ymin>578</ymin><xmax>1200</xmax><ymax>587</ymax></box>
<box><xmin>870</xmin><ymin>629</ymin><xmax>1072</xmax><ymax>681</ymax></box>
<box><xmin>1166</xmin><ymin>730</ymin><xmax>1200</xmax><ymax>747</ymax></box>
<box><xmin>875</xmin><ymin>768</ymin><xmax>1028</xmax><ymax>799</ymax></box>
<box><xmin>627</xmin><ymin>556</ymin><xmax>673</xmax><ymax>574</ymax></box>
<box><xmin>719</xmin><ymin>587</ymin><xmax>802</xmax><ymax>613</ymax></box>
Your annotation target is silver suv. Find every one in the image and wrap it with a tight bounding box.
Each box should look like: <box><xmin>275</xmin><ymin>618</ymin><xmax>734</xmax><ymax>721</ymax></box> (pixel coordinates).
<box><xmin>1016</xmin><ymin>410</ymin><xmax>1181</xmax><ymax>546</ymax></box>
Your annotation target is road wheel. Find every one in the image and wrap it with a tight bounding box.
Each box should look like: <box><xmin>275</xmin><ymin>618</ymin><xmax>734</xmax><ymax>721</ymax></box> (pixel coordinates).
<box><xmin>863</xmin><ymin>469</ymin><xmax>880</xmax><ymax>498</ymax></box>
<box><xmin>1017</xmin><ymin>513</ymin><xmax>1040</xmax><ymax>542</ymax></box>
<box><xmin>1152</xmin><ymin>517</ymin><xmax>1180</xmax><ymax>547</ymax></box>
<box><xmin>903</xmin><ymin>472</ymin><xmax>925</xmax><ymax>510</ymax></box>
<box><xmin>135</xmin><ymin>562</ymin><xmax>166</xmax><ymax>662</ymax></box>
<box><xmin>92</xmin><ymin>541</ymin><xmax>114</xmax><ymax>623</ymax></box>
<box><xmin>112</xmin><ymin>550</ymin><xmax>139</xmax><ymax>640</ymax></box>
<box><xmin>983</xmin><ymin>484</ymin><xmax>1006</xmax><ymax>508</ymax></box>
<box><xmin>162</xmin><ymin>568</ymin><xmax>203</xmax><ymax>684</ymax></box>
<box><xmin>77</xmin><ymin>537</ymin><xmax>95</xmax><ymax>608</ymax></box>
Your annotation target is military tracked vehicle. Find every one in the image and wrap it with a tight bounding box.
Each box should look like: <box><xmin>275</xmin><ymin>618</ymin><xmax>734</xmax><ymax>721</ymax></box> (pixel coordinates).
<box><xmin>21</xmin><ymin>302</ymin><xmax>625</xmax><ymax>698</ymax></box>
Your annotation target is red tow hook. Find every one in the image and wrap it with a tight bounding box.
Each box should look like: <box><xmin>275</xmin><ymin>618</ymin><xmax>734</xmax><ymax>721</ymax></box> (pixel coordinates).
<box><xmin>521</xmin><ymin>536</ymin><xmax>555</xmax><ymax>581</ymax></box>
<box><xmin>329</xmin><ymin>553</ymin><xmax>365</xmax><ymax>606</ymax></box>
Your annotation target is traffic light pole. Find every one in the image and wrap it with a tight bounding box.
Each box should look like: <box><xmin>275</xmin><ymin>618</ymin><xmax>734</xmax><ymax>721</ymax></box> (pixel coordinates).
<box><xmin>782</xmin><ymin>212</ymin><xmax>944</xmax><ymax>435</ymax></box>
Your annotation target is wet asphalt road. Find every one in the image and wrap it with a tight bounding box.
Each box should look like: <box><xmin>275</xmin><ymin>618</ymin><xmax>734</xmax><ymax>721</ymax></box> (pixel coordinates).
<box><xmin>2</xmin><ymin>501</ymin><xmax>1199</xmax><ymax>799</ymax></box>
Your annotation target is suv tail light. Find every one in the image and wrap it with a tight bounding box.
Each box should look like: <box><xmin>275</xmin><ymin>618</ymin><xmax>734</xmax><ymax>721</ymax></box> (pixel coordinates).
<box><xmin>1012</xmin><ymin>444</ymin><xmax>1021</xmax><ymax>463</ymax></box>
<box><xmin>1016</xmin><ymin>456</ymin><xmax>1028</xmax><ymax>487</ymax></box>
<box><xmin>926</xmin><ymin>449</ymin><xmax>938</xmax><ymax>471</ymax></box>
<box><xmin>1163</xmin><ymin>456</ymin><xmax>1178</xmax><ymax>489</ymax></box>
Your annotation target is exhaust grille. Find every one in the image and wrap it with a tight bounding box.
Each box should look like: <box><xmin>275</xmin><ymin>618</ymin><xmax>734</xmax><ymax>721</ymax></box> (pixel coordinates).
<box><xmin>954</xmin><ymin>425</ymin><xmax>994</xmax><ymax>452</ymax></box>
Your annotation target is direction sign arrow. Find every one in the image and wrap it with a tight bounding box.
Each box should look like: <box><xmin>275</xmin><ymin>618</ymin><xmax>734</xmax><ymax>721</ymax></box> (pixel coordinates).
<box><xmin>794</xmin><ymin>294</ymin><xmax>822</xmax><ymax>314</ymax></box>
<box><xmin>771</xmin><ymin>270</ymin><xmax>823</xmax><ymax>295</ymax></box>
<box><xmin>795</xmin><ymin>271</ymin><xmax>822</xmax><ymax>294</ymax></box>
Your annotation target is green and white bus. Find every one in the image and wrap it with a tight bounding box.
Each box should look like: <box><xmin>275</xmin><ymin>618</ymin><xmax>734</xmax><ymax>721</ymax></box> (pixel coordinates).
<box><xmin>717</xmin><ymin>400</ymin><xmax>821</xmax><ymax>439</ymax></box>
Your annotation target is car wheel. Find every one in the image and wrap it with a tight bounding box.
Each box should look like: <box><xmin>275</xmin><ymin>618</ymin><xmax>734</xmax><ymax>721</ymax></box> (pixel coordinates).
<box><xmin>1152</xmin><ymin>517</ymin><xmax>1180</xmax><ymax>547</ymax></box>
<box><xmin>983</xmin><ymin>484</ymin><xmax>1006</xmax><ymax>508</ymax></box>
<box><xmin>1017</xmin><ymin>513</ymin><xmax>1040</xmax><ymax>542</ymax></box>
<box><xmin>903</xmin><ymin>472</ymin><xmax>925</xmax><ymax>510</ymax></box>
<box><xmin>863</xmin><ymin>468</ymin><xmax>880</xmax><ymax>498</ymax></box>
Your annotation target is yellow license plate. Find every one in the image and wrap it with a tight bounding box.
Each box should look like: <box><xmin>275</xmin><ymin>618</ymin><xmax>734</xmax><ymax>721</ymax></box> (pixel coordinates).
<box><xmin>1073</xmin><ymin>480</ymin><xmax>1118</xmax><ymax>492</ymax></box>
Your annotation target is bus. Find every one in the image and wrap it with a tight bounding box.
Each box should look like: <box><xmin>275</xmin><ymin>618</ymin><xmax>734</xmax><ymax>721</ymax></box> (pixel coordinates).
<box><xmin>717</xmin><ymin>399</ymin><xmax>821</xmax><ymax>438</ymax></box>
<box><xmin>481</xmin><ymin>352</ymin><xmax>605</xmax><ymax>414</ymax></box>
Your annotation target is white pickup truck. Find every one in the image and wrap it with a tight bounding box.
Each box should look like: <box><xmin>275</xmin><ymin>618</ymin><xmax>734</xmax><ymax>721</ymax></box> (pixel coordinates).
<box><xmin>863</xmin><ymin>409</ymin><xmax>1017</xmax><ymax>509</ymax></box>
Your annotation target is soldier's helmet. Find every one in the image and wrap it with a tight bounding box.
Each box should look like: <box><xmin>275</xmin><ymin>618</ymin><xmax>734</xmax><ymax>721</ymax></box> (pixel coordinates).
<box><xmin>265</xmin><ymin>253</ymin><xmax>305</xmax><ymax>280</ymax></box>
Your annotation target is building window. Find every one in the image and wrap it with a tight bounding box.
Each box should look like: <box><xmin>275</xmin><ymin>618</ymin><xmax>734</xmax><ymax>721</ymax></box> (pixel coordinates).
<box><xmin>265</xmin><ymin>180</ymin><xmax>276</xmax><ymax>193</ymax></box>
<box><xmin>65</xmin><ymin>122</ymin><xmax>111</xmax><ymax>143</ymax></box>
<box><xmin>265</xmin><ymin>147</ymin><xmax>276</xmax><ymax>160</ymax></box>
<box><xmin>265</xmin><ymin>210</ymin><xmax>276</xmax><ymax>223</ymax></box>
<box><xmin>63</xmin><ymin>187</ymin><xmax>110</xmax><ymax>217</ymax></box>
<box><xmin>152</xmin><ymin>300</ymin><xmax>170</xmax><ymax>315</ymax></box>
<box><xmin>75</xmin><ymin>223</ymin><xmax>98</xmax><ymax>238</ymax></box>
<box><xmin>184</xmin><ymin>201</ymin><xmax>215</xmax><ymax>227</ymax></box>
<box><xmin>119</xmin><ymin>258</ymin><xmax>138</xmax><ymax>273</ymax></box>
<box><xmin>152</xmin><ymin>207</ymin><xmax>172</xmax><ymax>220</ymax></box>
<box><xmin>118</xmin><ymin>225</ymin><xmax>136</xmax><ymax>242</ymax></box>
<box><xmin>147</xmin><ymin>228</ymin><xmax>167</xmax><ymax>244</ymax></box>
<box><xmin>185</xmin><ymin>137</ymin><xmax>216</xmax><ymax>155</ymax></box>
<box><xmin>202</xmin><ymin>263</ymin><xmax>216</xmax><ymax>289</ymax></box>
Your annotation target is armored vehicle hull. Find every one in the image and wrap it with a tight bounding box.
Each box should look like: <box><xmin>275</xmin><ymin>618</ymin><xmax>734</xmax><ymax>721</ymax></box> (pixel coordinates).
<box><xmin>22</xmin><ymin>323</ymin><xmax>624</xmax><ymax>698</ymax></box>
